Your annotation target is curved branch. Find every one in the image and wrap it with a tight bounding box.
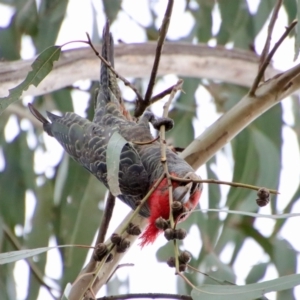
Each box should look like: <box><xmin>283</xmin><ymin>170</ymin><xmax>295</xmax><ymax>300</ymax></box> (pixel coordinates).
<box><xmin>180</xmin><ymin>63</ymin><xmax>300</xmax><ymax>168</ymax></box>
<box><xmin>0</xmin><ymin>43</ymin><xmax>277</xmax><ymax>98</ymax></box>
<box><xmin>67</xmin><ymin>62</ymin><xmax>300</xmax><ymax>299</ymax></box>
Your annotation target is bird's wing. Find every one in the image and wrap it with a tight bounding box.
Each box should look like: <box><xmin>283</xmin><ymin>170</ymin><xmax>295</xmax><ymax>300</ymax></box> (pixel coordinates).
<box><xmin>45</xmin><ymin>110</ymin><xmax>150</xmax><ymax>216</ymax></box>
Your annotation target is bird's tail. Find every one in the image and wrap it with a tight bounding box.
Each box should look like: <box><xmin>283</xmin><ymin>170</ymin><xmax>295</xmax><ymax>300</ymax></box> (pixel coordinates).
<box><xmin>95</xmin><ymin>21</ymin><xmax>121</xmax><ymax>110</ymax></box>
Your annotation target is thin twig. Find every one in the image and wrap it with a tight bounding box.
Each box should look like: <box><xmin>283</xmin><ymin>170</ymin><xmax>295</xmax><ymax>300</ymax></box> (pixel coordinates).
<box><xmin>150</xmin><ymin>83</ymin><xmax>181</xmax><ymax>105</ymax></box>
<box><xmin>187</xmin><ymin>264</ymin><xmax>235</xmax><ymax>285</ymax></box>
<box><xmin>132</xmin><ymin>136</ymin><xmax>159</xmax><ymax>145</ymax></box>
<box><xmin>177</xmin><ymin>273</ymin><xmax>198</xmax><ymax>289</ymax></box>
<box><xmin>249</xmin><ymin>20</ymin><xmax>297</xmax><ymax>96</ymax></box>
<box><xmin>86</xmin><ymin>33</ymin><xmax>144</xmax><ymax>103</ymax></box>
<box><xmin>106</xmin><ymin>263</ymin><xmax>134</xmax><ymax>283</ymax></box>
<box><xmin>92</xmin><ymin>192</ymin><xmax>115</xmax><ymax>256</ymax></box>
<box><xmin>135</xmin><ymin>0</ymin><xmax>174</xmax><ymax>117</ymax></box>
<box><xmin>158</xmin><ymin>79</ymin><xmax>183</xmax><ymax>274</ymax></box>
<box><xmin>170</xmin><ymin>175</ymin><xmax>279</xmax><ymax>195</ymax></box>
<box><xmin>259</xmin><ymin>0</ymin><xmax>283</xmax><ymax>73</ymax></box>
<box><xmin>97</xmin><ymin>293</ymin><xmax>192</xmax><ymax>300</ymax></box>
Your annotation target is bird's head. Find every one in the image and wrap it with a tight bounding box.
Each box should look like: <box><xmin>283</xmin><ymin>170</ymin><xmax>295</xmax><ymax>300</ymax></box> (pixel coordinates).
<box><xmin>139</xmin><ymin>172</ymin><xmax>202</xmax><ymax>247</ymax></box>
<box><xmin>172</xmin><ymin>172</ymin><xmax>202</xmax><ymax>222</ymax></box>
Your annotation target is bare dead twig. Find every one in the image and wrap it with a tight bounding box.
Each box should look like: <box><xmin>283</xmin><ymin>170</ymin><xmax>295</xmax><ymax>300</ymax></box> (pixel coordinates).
<box><xmin>96</xmin><ymin>293</ymin><xmax>192</xmax><ymax>300</ymax></box>
<box><xmin>259</xmin><ymin>0</ymin><xmax>283</xmax><ymax>73</ymax></box>
<box><xmin>105</xmin><ymin>263</ymin><xmax>134</xmax><ymax>283</ymax></box>
<box><xmin>187</xmin><ymin>264</ymin><xmax>234</xmax><ymax>285</ymax></box>
<box><xmin>86</xmin><ymin>33</ymin><xmax>144</xmax><ymax>104</ymax></box>
<box><xmin>92</xmin><ymin>192</ymin><xmax>115</xmax><ymax>252</ymax></box>
<box><xmin>249</xmin><ymin>20</ymin><xmax>297</xmax><ymax>96</ymax></box>
<box><xmin>170</xmin><ymin>175</ymin><xmax>279</xmax><ymax>195</ymax></box>
<box><xmin>150</xmin><ymin>83</ymin><xmax>183</xmax><ymax>105</ymax></box>
<box><xmin>158</xmin><ymin>79</ymin><xmax>183</xmax><ymax>273</ymax></box>
<box><xmin>132</xmin><ymin>136</ymin><xmax>160</xmax><ymax>145</ymax></box>
<box><xmin>134</xmin><ymin>0</ymin><xmax>174</xmax><ymax>117</ymax></box>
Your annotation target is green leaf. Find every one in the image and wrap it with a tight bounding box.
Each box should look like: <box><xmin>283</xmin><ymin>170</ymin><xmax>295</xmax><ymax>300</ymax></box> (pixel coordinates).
<box><xmin>205</xmin><ymin>158</ymin><xmax>222</xmax><ymax>247</ymax></box>
<box><xmin>50</xmin><ymin>152</ymin><xmax>106</xmax><ymax>287</ymax></box>
<box><xmin>33</xmin><ymin>0</ymin><xmax>68</xmax><ymax>51</ymax></box>
<box><xmin>273</xmin><ymin>238</ymin><xmax>297</xmax><ymax>276</ymax></box>
<box><xmin>61</xmin><ymin>175</ymin><xmax>106</xmax><ymax>287</ymax></box>
<box><xmin>284</xmin><ymin>0</ymin><xmax>297</xmax><ymax>24</ymax></box>
<box><xmin>15</xmin><ymin>0</ymin><xmax>38</xmax><ymax>36</ymax></box>
<box><xmin>191</xmin><ymin>0</ymin><xmax>213</xmax><ymax>43</ymax></box>
<box><xmin>202</xmin><ymin>253</ymin><xmax>236</xmax><ymax>285</ymax></box>
<box><xmin>197</xmin><ymin>208</ymin><xmax>300</xmax><ymax>220</ymax></box>
<box><xmin>273</xmin><ymin>183</ymin><xmax>300</xmax><ymax>236</ymax></box>
<box><xmin>0</xmin><ymin>245</ymin><xmax>74</xmax><ymax>264</ymax></box>
<box><xmin>25</xmin><ymin>181</ymin><xmax>53</xmax><ymax>299</ymax></box>
<box><xmin>0</xmin><ymin>19</ymin><xmax>21</xmax><ymax>60</ymax></box>
<box><xmin>0</xmin><ymin>45</ymin><xmax>61</xmax><ymax>114</ymax></box>
<box><xmin>295</xmin><ymin>1</ymin><xmax>300</xmax><ymax>60</ymax></box>
<box><xmin>238</xmin><ymin>222</ymin><xmax>273</xmax><ymax>258</ymax></box>
<box><xmin>245</xmin><ymin>262</ymin><xmax>269</xmax><ymax>284</ymax></box>
<box><xmin>167</xmin><ymin>78</ymin><xmax>199</xmax><ymax>148</ymax></box>
<box><xmin>102</xmin><ymin>0</ymin><xmax>122</xmax><ymax>23</ymax></box>
<box><xmin>52</xmin><ymin>88</ymin><xmax>74</xmax><ymax>112</ymax></box>
<box><xmin>218</xmin><ymin>0</ymin><xmax>255</xmax><ymax>49</ymax></box>
<box><xmin>253</xmin><ymin>0</ymin><xmax>276</xmax><ymax>37</ymax></box>
<box><xmin>106</xmin><ymin>131</ymin><xmax>128</xmax><ymax>196</ymax></box>
<box><xmin>0</xmin><ymin>132</ymin><xmax>27</xmax><ymax>227</ymax></box>
<box><xmin>191</xmin><ymin>273</ymin><xmax>300</xmax><ymax>300</ymax></box>
<box><xmin>227</xmin><ymin>128</ymin><xmax>258</xmax><ymax>209</ymax></box>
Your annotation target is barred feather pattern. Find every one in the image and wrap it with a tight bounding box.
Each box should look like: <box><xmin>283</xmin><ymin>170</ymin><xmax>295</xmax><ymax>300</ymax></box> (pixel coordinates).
<box><xmin>29</xmin><ymin>21</ymin><xmax>202</xmax><ymax>244</ymax></box>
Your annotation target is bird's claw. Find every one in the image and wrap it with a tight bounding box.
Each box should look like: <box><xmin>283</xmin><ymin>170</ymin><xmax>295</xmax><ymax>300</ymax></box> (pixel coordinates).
<box><xmin>140</xmin><ymin>110</ymin><xmax>174</xmax><ymax>131</ymax></box>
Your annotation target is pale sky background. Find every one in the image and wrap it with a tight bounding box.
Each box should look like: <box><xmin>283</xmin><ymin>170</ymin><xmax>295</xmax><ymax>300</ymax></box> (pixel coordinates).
<box><xmin>1</xmin><ymin>0</ymin><xmax>300</xmax><ymax>299</ymax></box>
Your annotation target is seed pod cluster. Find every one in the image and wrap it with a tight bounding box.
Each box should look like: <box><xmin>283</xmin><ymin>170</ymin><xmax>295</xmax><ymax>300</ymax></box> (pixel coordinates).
<box><xmin>256</xmin><ymin>187</ymin><xmax>270</xmax><ymax>207</ymax></box>
<box><xmin>110</xmin><ymin>233</ymin><xmax>131</xmax><ymax>253</ymax></box>
<box><xmin>167</xmin><ymin>251</ymin><xmax>192</xmax><ymax>272</ymax></box>
<box><xmin>155</xmin><ymin>217</ymin><xmax>169</xmax><ymax>230</ymax></box>
<box><xmin>179</xmin><ymin>251</ymin><xmax>192</xmax><ymax>264</ymax></box>
<box><xmin>93</xmin><ymin>243</ymin><xmax>108</xmax><ymax>261</ymax></box>
<box><xmin>164</xmin><ymin>228</ymin><xmax>187</xmax><ymax>241</ymax></box>
<box><xmin>167</xmin><ymin>256</ymin><xmax>176</xmax><ymax>268</ymax></box>
<box><xmin>111</xmin><ymin>233</ymin><xmax>122</xmax><ymax>245</ymax></box>
<box><xmin>172</xmin><ymin>201</ymin><xmax>188</xmax><ymax>220</ymax></box>
<box><xmin>126</xmin><ymin>222</ymin><xmax>141</xmax><ymax>235</ymax></box>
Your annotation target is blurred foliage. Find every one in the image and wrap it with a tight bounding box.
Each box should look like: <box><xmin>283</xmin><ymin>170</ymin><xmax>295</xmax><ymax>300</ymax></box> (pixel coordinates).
<box><xmin>0</xmin><ymin>0</ymin><xmax>300</xmax><ymax>299</ymax></box>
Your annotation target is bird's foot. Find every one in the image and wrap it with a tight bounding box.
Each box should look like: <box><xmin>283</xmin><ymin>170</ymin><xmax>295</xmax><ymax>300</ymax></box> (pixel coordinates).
<box><xmin>141</xmin><ymin>111</ymin><xmax>174</xmax><ymax>131</ymax></box>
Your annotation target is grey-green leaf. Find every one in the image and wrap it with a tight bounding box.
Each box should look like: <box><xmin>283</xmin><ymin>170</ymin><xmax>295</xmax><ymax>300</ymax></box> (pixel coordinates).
<box><xmin>192</xmin><ymin>273</ymin><xmax>300</xmax><ymax>300</ymax></box>
<box><xmin>106</xmin><ymin>131</ymin><xmax>128</xmax><ymax>196</ymax></box>
<box><xmin>0</xmin><ymin>45</ymin><xmax>61</xmax><ymax>114</ymax></box>
<box><xmin>0</xmin><ymin>245</ymin><xmax>73</xmax><ymax>264</ymax></box>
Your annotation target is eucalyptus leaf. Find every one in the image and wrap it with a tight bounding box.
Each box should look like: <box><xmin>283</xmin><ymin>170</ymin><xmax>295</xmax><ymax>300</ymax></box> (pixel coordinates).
<box><xmin>0</xmin><ymin>45</ymin><xmax>61</xmax><ymax>114</ymax></box>
<box><xmin>246</xmin><ymin>262</ymin><xmax>269</xmax><ymax>284</ymax></box>
<box><xmin>106</xmin><ymin>131</ymin><xmax>128</xmax><ymax>196</ymax></box>
<box><xmin>192</xmin><ymin>273</ymin><xmax>300</xmax><ymax>300</ymax></box>
<box><xmin>0</xmin><ymin>245</ymin><xmax>74</xmax><ymax>264</ymax></box>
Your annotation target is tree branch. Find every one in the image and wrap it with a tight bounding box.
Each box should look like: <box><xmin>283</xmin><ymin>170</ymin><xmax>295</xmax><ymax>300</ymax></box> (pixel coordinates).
<box><xmin>180</xmin><ymin>62</ymin><xmax>300</xmax><ymax>168</ymax></box>
<box><xmin>0</xmin><ymin>44</ymin><xmax>278</xmax><ymax>98</ymax></box>
<box><xmin>135</xmin><ymin>0</ymin><xmax>174</xmax><ymax>117</ymax></box>
<box><xmin>67</xmin><ymin>63</ymin><xmax>300</xmax><ymax>299</ymax></box>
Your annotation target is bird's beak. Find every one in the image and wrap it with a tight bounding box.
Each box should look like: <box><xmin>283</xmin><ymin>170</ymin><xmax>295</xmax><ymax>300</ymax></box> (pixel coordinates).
<box><xmin>173</xmin><ymin>182</ymin><xmax>193</xmax><ymax>204</ymax></box>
